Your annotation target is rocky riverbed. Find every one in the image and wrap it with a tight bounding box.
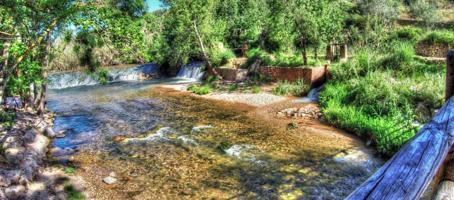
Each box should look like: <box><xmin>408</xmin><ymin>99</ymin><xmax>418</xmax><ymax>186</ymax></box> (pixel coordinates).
<box><xmin>44</xmin><ymin>83</ymin><xmax>384</xmax><ymax>200</ymax></box>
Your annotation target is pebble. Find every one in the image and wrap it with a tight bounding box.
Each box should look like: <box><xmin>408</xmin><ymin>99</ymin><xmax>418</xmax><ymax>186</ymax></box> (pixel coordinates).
<box><xmin>103</xmin><ymin>176</ymin><xmax>117</xmax><ymax>185</ymax></box>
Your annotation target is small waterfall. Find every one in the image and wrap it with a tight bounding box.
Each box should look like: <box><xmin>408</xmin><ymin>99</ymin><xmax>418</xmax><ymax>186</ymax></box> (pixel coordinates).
<box><xmin>176</xmin><ymin>62</ymin><xmax>205</xmax><ymax>80</ymax></box>
<box><xmin>48</xmin><ymin>63</ymin><xmax>159</xmax><ymax>89</ymax></box>
<box><xmin>293</xmin><ymin>85</ymin><xmax>324</xmax><ymax>103</ymax></box>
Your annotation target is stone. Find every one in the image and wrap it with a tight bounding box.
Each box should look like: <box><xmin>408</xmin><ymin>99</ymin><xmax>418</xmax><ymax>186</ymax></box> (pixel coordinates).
<box><xmin>5</xmin><ymin>185</ymin><xmax>26</xmax><ymax>199</ymax></box>
<box><xmin>277</xmin><ymin>112</ymin><xmax>285</xmax><ymax>117</ymax></box>
<box><xmin>103</xmin><ymin>176</ymin><xmax>117</xmax><ymax>185</ymax></box>
<box><xmin>44</xmin><ymin>127</ymin><xmax>58</xmax><ymax>138</ymax></box>
<box><xmin>109</xmin><ymin>172</ymin><xmax>116</xmax><ymax>177</ymax></box>
<box><xmin>5</xmin><ymin>147</ymin><xmax>25</xmax><ymax>164</ymax></box>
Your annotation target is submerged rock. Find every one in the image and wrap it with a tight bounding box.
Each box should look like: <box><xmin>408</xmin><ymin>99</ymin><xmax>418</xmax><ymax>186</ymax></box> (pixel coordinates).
<box><xmin>191</xmin><ymin>125</ymin><xmax>213</xmax><ymax>133</ymax></box>
<box><xmin>124</xmin><ymin>127</ymin><xmax>173</xmax><ymax>145</ymax></box>
<box><xmin>103</xmin><ymin>176</ymin><xmax>117</xmax><ymax>185</ymax></box>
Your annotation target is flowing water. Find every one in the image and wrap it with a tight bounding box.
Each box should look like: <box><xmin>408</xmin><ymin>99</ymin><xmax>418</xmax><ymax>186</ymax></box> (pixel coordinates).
<box><xmin>47</xmin><ymin>64</ymin><xmax>381</xmax><ymax>199</ymax></box>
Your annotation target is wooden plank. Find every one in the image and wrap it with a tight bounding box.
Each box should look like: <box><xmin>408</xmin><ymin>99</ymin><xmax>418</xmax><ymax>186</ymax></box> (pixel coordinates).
<box><xmin>347</xmin><ymin>97</ymin><xmax>454</xmax><ymax>200</ymax></box>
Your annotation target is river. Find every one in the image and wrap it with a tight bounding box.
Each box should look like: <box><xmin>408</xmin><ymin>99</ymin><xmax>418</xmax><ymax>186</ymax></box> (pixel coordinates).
<box><xmin>46</xmin><ymin>64</ymin><xmax>382</xmax><ymax>199</ymax></box>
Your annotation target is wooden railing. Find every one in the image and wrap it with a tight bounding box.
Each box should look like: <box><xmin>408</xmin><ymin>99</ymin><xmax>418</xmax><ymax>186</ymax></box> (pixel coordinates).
<box><xmin>347</xmin><ymin>50</ymin><xmax>454</xmax><ymax>200</ymax></box>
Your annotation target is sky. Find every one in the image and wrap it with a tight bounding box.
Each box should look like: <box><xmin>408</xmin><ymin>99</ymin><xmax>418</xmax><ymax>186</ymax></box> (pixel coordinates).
<box><xmin>146</xmin><ymin>0</ymin><xmax>165</xmax><ymax>12</ymax></box>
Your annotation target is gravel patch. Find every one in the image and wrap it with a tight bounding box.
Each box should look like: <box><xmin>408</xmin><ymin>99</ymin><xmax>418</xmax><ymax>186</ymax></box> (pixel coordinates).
<box><xmin>205</xmin><ymin>92</ymin><xmax>287</xmax><ymax>107</ymax></box>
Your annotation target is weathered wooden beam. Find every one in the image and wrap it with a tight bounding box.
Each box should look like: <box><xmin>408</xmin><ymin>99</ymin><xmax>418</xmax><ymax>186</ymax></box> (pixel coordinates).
<box><xmin>340</xmin><ymin>44</ymin><xmax>348</xmax><ymax>60</ymax></box>
<box><xmin>447</xmin><ymin>49</ymin><xmax>454</xmax><ymax>101</ymax></box>
<box><xmin>347</xmin><ymin>97</ymin><xmax>454</xmax><ymax>200</ymax></box>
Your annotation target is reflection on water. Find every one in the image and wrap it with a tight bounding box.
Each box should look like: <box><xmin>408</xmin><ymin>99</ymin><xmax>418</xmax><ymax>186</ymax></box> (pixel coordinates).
<box><xmin>47</xmin><ymin>77</ymin><xmax>381</xmax><ymax>199</ymax></box>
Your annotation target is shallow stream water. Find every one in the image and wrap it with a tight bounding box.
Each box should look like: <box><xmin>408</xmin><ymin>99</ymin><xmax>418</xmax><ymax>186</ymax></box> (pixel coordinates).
<box><xmin>47</xmin><ymin>67</ymin><xmax>382</xmax><ymax>200</ymax></box>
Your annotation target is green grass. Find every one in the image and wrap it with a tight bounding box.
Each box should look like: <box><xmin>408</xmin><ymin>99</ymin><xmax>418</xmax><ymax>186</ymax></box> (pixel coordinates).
<box><xmin>393</xmin><ymin>27</ymin><xmax>423</xmax><ymax>41</ymax></box>
<box><xmin>252</xmin><ymin>86</ymin><xmax>261</xmax><ymax>94</ymax></box>
<box><xmin>188</xmin><ymin>84</ymin><xmax>212</xmax><ymax>95</ymax></box>
<box><xmin>320</xmin><ymin>40</ymin><xmax>445</xmax><ymax>155</ymax></box>
<box><xmin>421</xmin><ymin>30</ymin><xmax>454</xmax><ymax>45</ymax></box>
<box><xmin>64</xmin><ymin>167</ymin><xmax>76</xmax><ymax>175</ymax></box>
<box><xmin>272</xmin><ymin>79</ymin><xmax>309</xmax><ymax>96</ymax></box>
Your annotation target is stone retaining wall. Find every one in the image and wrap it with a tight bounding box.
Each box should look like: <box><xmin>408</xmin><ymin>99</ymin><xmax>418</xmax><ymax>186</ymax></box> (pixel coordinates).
<box><xmin>416</xmin><ymin>41</ymin><xmax>454</xmax><ymax>58</ymax></box>
<box><xmin>257</xmin><ymin>65</ymin><xmax>328</xmax><ymax>87</ymax></box>
<box><xmin>218</xmin><ymin>68</ymin><xmax>248</xmax><ymax>81</ymax></box>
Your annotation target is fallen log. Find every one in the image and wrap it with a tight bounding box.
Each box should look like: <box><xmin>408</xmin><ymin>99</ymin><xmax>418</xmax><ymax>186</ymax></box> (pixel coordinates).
<box><xmin>347</xmin><ymin>97</ymin><xmax>454</xmax><ymax>200</ymax></box>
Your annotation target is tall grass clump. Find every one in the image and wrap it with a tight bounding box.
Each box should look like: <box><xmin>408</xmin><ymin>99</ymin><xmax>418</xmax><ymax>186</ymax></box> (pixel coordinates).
<box><xmin>381</xmin><ymin>42</ymin><xmax>415</xmax><ymax>70</ymax></box>
<box><xmin>421</xmin><ymin>30</ymin><xmax>454</xmax><ymax>45</ymax></box>
<box><xmin>393</xmin><ymin>27</ymin><xmax>423</xmax><ymax>42</ymax></box>
<box><xmin>273</xmin><ymin>79</ymin><xmax>309</xmax><ymax>96</ymax></box>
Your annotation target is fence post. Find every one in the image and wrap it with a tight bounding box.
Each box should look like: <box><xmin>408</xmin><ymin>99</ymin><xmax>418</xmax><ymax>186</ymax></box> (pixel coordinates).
<box><xmin>340</xmin><ymin>44</ymin><xmax>348</xmax><ymax>61</ymax></box>
<box><xmin>447</xmin><ymin>49</ymin><xmax>454</xmax><ymax>101</ymax></box>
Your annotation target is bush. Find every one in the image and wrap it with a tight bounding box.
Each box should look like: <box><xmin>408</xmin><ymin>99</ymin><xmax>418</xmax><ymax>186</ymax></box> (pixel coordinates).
<box><xmin>244</xmin><ymin>48</ymin><xmax>273</xmax><ymax>67</ymax></box>
<box><xmin>273</xmin><ymin>53</ymin><xmax>304</xmax><ymax>67</ymax></box>
<box><xmin>252</xmin><ymin>86</ymin><xmax>261</xmax><ymax>94</ymax></box>
<box><xmin>188</xmin><ymin>84</ymin><xmax>212</xmax><ymax>95</ymax></box>
<box><xmin>394</xmin><ymin>27</ymin><xmax>423</xmax><ymax>41</ymax></box>
<box><xmin>381</xmin><ymin>42</ymin><xmax>415</xmax><ymax>70</ymax></box>
<box><xmin>96</xmin><ymin>68</ymin><xmax>109</xmax><ymax>85</ymax></box>
<box><xmin>330</xmin><ymin>49</ymin><xmax>379</xmax><ymax>81</ymax></box>
<box><xmin>211</xmin><ymin>49</ymin><xmax>236</xmax><ymax>66</ymax></box>
<box><xmin>0</xmin><ymin>111</ymin><xmax>16</xmax><ymax>128</ymax></box>
<box><xmin>319</xmin><ymin>81</ymin><xmax>418</xmax><ymax>155</ymax></box>
<box><xmin>422</xmin><ymin>31</ymin><xmax>454</xmax><ymax>45</ymax></box>
<box><xmin>272</xmin><ymin>79</ymin><xmax>309</xmax><ymax>96</ymax></box>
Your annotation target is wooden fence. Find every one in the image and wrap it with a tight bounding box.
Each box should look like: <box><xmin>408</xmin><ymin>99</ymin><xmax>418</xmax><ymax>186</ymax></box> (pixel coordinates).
<box><xmin>347</xmin><ymin>49</ymin><xmax>454</xmax><ymax>200</ymax></box>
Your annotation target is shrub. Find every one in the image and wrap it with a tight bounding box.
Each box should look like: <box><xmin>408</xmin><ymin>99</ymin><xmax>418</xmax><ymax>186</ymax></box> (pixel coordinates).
<box><xmin>211</xmin><ymin>49</ymin><xmax>236</xmax><ymax>66</ymax></box>
<box><xmin>0</xmin><ymin>111</ymin><xmax>16</xmax><ymax>129</ymax></box>
<box><xmin>96</xmin><ymin>68</ymin><xmax>109</xmax><ymax>85</ymax></box>
<box><xmin>252</xmin><ymin>86</ymin><xmax>261</xmax><ymax>94</ymax></box>
<box><xmin>273</xmin><ymin>79</ymin><xmax>309</xmax><ymax>96</ymax></box>
<box><xmin>188</xmin><ymin>84</ymin><xmax>212</xmax><ymax>95</ymax></box>
<box><xmin>64</xmin><ymin>184</ymin><xmax>85</xmax><ymax>200</ymax></box>
<box><xmin>273</xmin><ymin>53</ymin><xmax>304</xmax><ymax>67</ymax></box>
<box><xmin>394</xmin><ymin>27</ymin><xmax>423</xmax><ymax>41</ymax></box>
<box><xmin>381</xmin><ymin>42</ymin><xmax>415</xmax><ymax>70</ymax></box>
<box><xmin>228</xmin><ymin>83</ymin><xmax>238</xmax><ymax>92</ymax></box>
<box><xmin>319</xmin><ymin>81</ymin><xmax>418</xmax><ymax>155</ymax></box>
<box><xmin>244</xmin><ymin>48</ymin><xmax>273</xmax><ymax>67</ymax></box>
<box><xmin>422</xmin><ymin>31</ymin><xmax>454</xmax><ymax>45</ymax></box>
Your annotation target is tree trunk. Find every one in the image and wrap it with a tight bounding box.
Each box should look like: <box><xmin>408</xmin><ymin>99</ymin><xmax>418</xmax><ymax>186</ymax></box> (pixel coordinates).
<box><xmin>192</xmin><ymin>21</ymin><xmax>219</xmax><ymax>78</ymax></box>
<box><xmin>300</xmin><ymin>37</ymin><xmax>308</xmax><ymax>66</ymax></box>
<box><xmin>0</xmin><ymin>41</ymin><xmax>9</xmax><ymax>106</ymax></box>
<box><xmin>314</xmin><ymin>46</ymin><xmax>318</xmax><ymax>61</ymax></box>
<box><xmin>37</xmin><ymin>31</ymin><xmax>52</xmax><ymax>115</ymax></box>
<box><xmin>326</xmin><ymin>44</ymin><xmax>334</xmax><ymax>61</ymax></box>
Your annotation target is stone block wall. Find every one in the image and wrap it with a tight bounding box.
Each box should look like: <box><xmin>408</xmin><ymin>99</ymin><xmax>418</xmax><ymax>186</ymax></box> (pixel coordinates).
<box><xmin>257</xmin><ymin>65</ymin><xmax>328</xmax><ymax>87</ymax></box>
<box><xmin>416</xmin><ymin>41</ymin><xmax>454</xmax><ymax>58</ymax></box>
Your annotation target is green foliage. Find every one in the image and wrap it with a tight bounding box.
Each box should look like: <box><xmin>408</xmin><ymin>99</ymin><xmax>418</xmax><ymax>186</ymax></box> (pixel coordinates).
<box><xmin>252</xmin><ymin>86</ymin><xmax>261</xmax><ymax>94</ymax></box>
<box><xmin>272</xmin><ymin>80</ymin><xmax>309</xmax><ymax>96</ymax></box>
<box><xmin>96</xmin><ymin>68</ymin><xmax>109</xmax><ymax>85</ymax></box>
<box><xmin>409</xmin><ymin>0</ymin><xmax>439</xmax><ymax>25</ymax></box>
<box><xmin>64</xmin><ymin>167</ymin><xmax>76</xmax><ymax>175</ymax></box>
<box><xmin>393</xmin><ymin>27</ymin><xmax>423</xmax><ymax>41</ymax></box>
<box><xmin>319</xmin><ymin>83</ymin><xmax>417</xmax><ymax>155</ymax></box>
<box><xmin>0</xmin><ymin>111</ymin><xmax>16</xmax><ymax>129</ymax></box>
<box><xmin>228</xmin><ymin>83</ymin><xmax>238</xmax><ymax>92</ymax></box>
<box><xmin>421</xmin><ymin>31</ymin><xmax>454</xmax><ymax>45</ymax></box>
<box><xmin>273</xmin><ymin>53</ymin><xmax>304</xmax><ymax>68</ymax></box>
<box><xmin>188</xmin><ymin>84</ymin><xmax>212</xmax><ymax>95</ymax></box>
<box><xmin>64</xmin><ymin>184</ymin><xmax>85</xmax><ymax>200</ymax></box>
<box><xmin>320</xmin><ymin>43</ymin><xmax>445</xmax><ymax>155</ymax></box>
<box><xmin>381</xmin><ymin>42</ymin><xmax>415</xmax><ymax>70</ymax></box>
<box><xmin>210</xmin><ymin>48</ymin><xmax>236</xmax><ymax>67</ymax></box>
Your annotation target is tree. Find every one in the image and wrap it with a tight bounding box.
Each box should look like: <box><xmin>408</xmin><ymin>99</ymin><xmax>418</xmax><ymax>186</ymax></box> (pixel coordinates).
<box><xmin>216</xmin><ymin>0</ymin><xmax>269</xmax><ymax>55</ymax></box>
<box><xmin>294</xmin><ymin>0</ymin><xmax>347</xmax><ymax>63</ymax></box>
<box><xmin>162</xmin><ymin>0</ymin><xmax>222</xmax><ymax>76</ymax></box>
<box><xmin>0</xmin><ymin>0</ymin><xmax>87</xmax><ymax>113</ymax></box>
